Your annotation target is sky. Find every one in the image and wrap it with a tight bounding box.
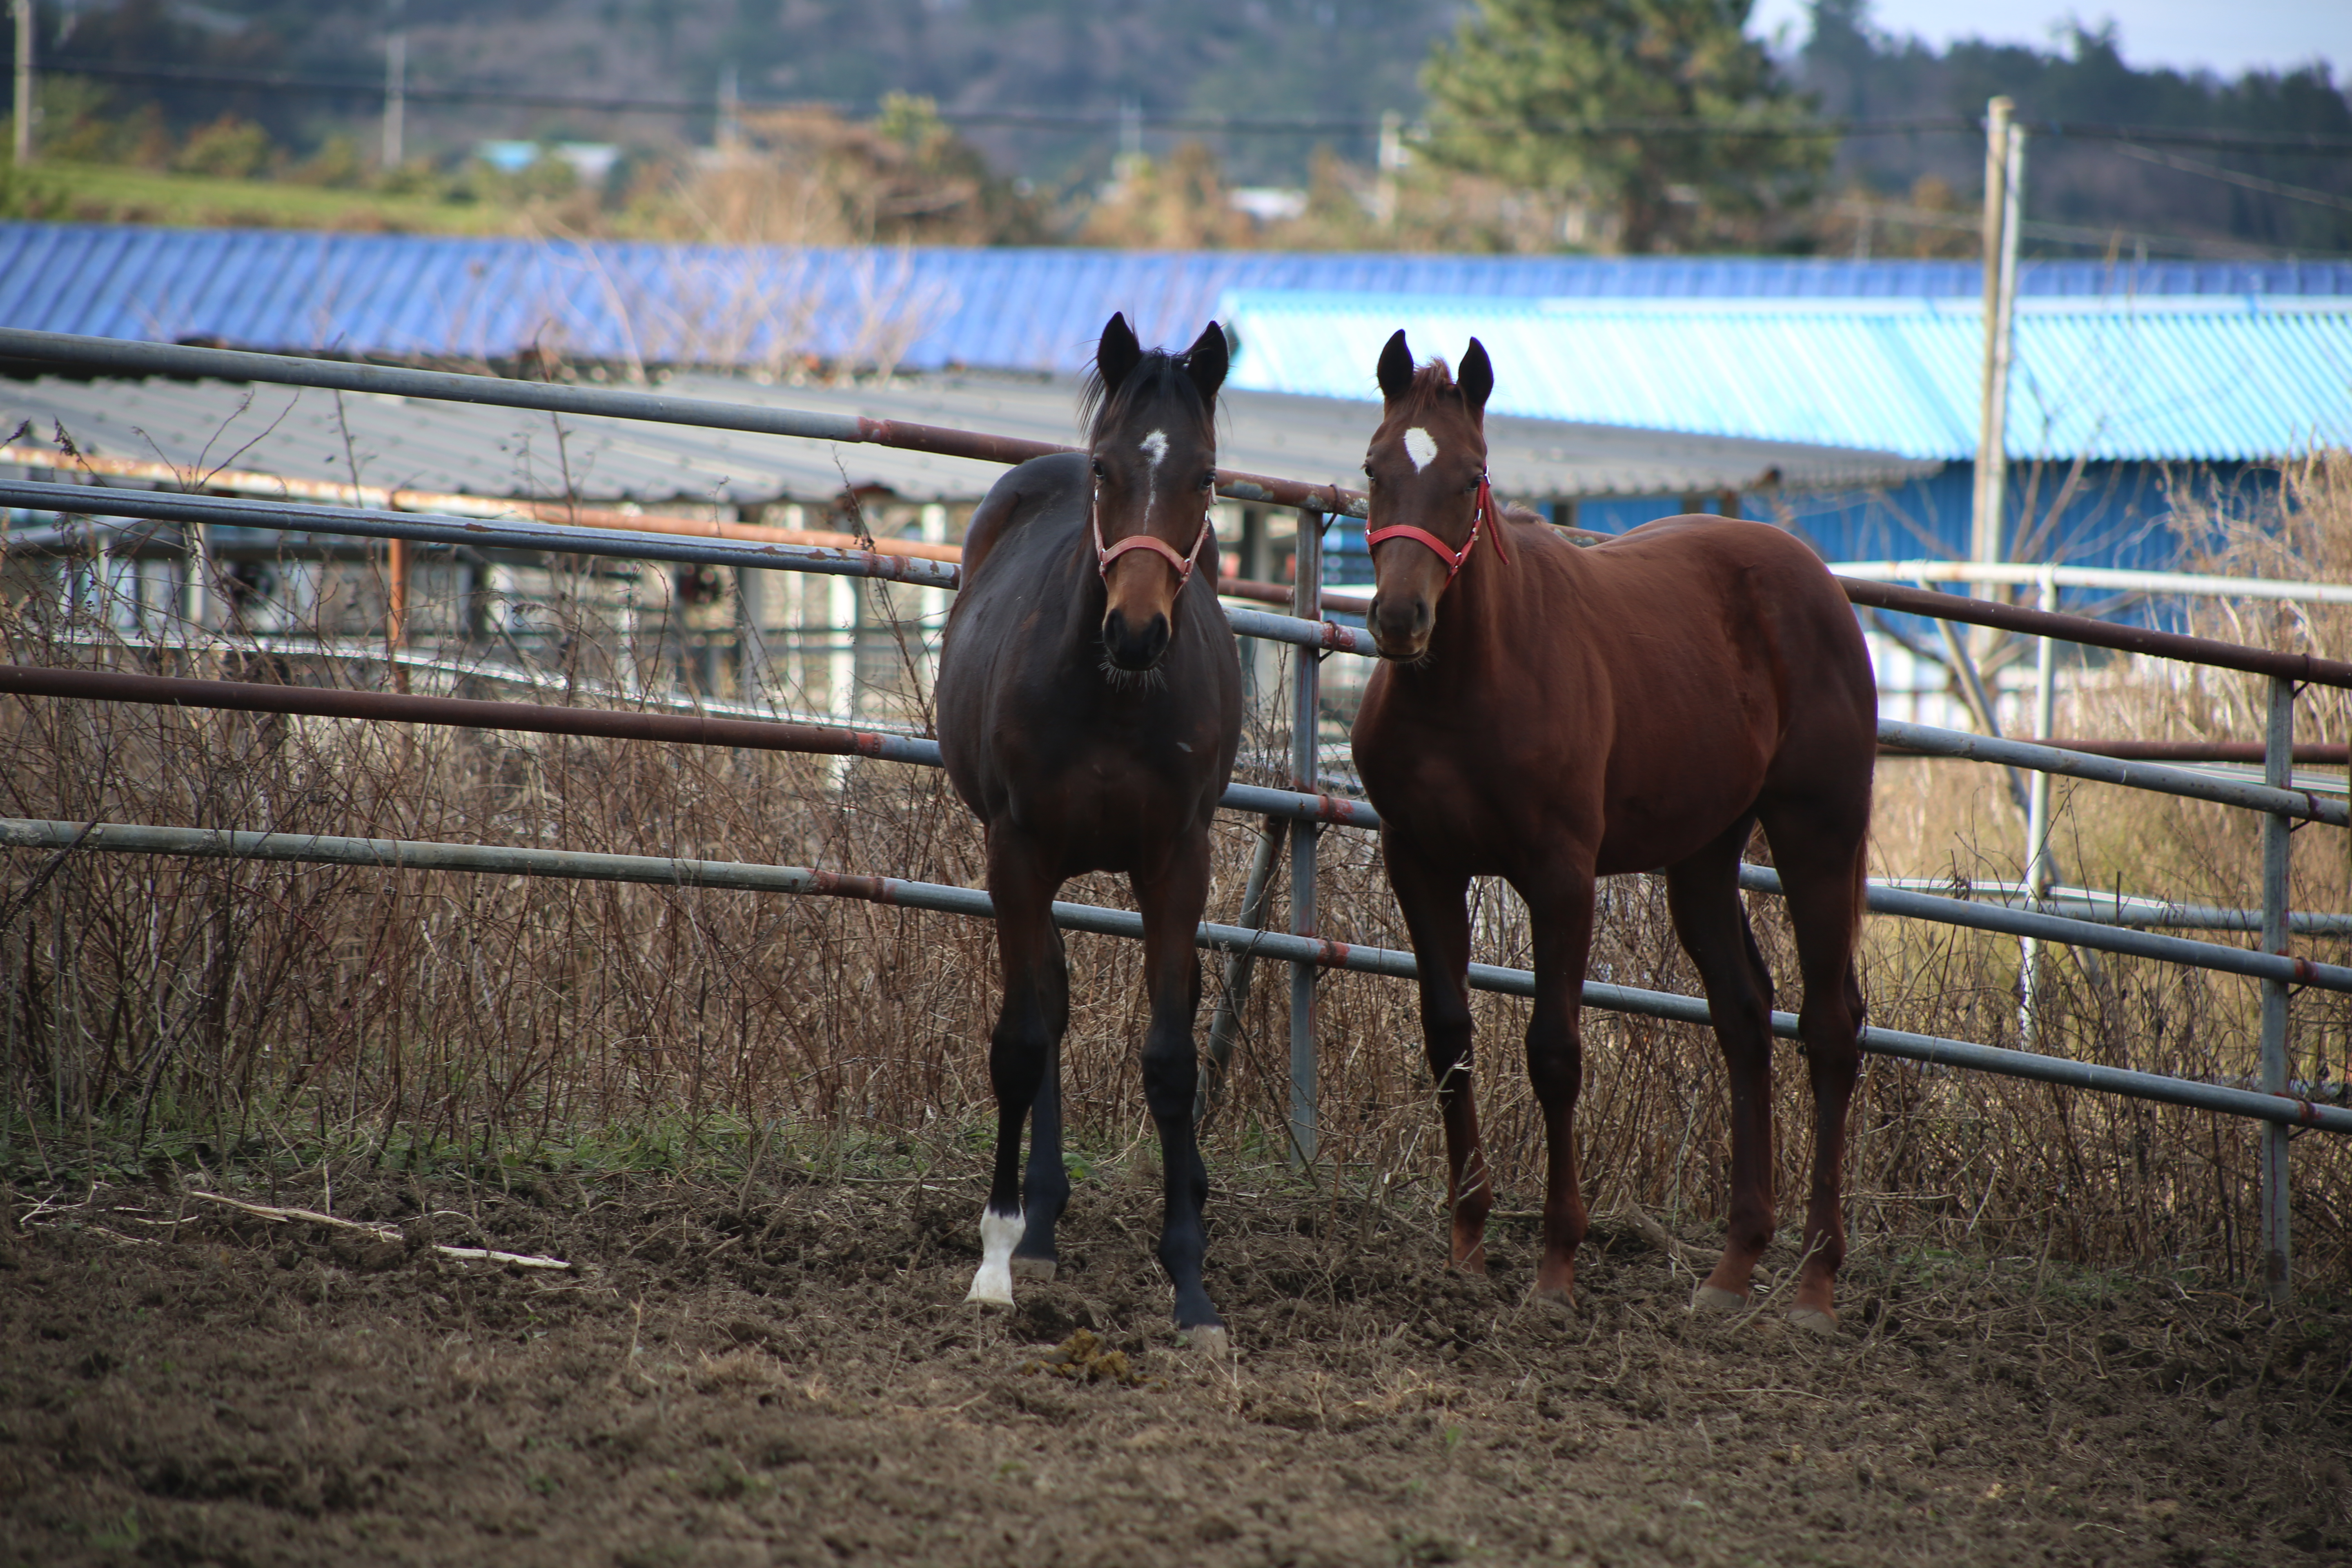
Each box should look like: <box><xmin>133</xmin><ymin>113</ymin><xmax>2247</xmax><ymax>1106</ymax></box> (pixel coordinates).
<box><xmin>1747</xmin><ymin>0</ymin><xmax>2348</xmax><ymax>80</ymax></box>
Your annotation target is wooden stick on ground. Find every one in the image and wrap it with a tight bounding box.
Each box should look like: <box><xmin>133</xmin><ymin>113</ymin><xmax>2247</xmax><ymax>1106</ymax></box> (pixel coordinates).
<box><xmin>185</xmin><ymin>1190</ymin><xmax>575</xmax><ymax>1271</ymax></box>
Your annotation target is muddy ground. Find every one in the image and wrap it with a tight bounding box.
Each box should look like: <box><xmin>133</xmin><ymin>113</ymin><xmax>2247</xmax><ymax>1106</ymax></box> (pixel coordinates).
<box><xmin>1</xmin><ymin>1156</ymin><xmax>2347</xmax><ymax>1568</ymax></box>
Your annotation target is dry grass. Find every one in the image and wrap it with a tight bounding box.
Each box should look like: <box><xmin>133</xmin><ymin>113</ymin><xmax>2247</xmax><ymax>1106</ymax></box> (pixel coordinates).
<box><xmin>3</xmin><ymin>459</ymin><xmax>2350</xmax><ymax>1295</ymax></box>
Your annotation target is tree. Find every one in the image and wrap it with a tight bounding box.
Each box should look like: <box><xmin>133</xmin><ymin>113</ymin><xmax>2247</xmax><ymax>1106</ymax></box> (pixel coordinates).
<box><xmin>1421</xmin><ymin>0</ymin><xmax>1829</xmax><ymax>253</ymax></box>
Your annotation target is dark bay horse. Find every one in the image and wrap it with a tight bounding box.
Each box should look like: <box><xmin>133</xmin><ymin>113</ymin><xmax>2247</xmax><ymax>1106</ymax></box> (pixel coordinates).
<box><xmin>935</xmin><ymin>313</ymin><xmax>1244</xmax><ymax>1346</ymax></box>
<box><xmin>1350</xmin><ymin>330</ymin><xmax>1878</xmax><ymax>1332</ymax></box>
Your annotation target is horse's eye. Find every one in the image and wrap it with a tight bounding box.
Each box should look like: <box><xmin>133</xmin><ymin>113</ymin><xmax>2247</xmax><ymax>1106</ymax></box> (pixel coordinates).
<box><xmin>1199</xmin><ymin>470</ymin><xmax>1216</xmax><ymax>490</ymax></box>
<box><xmin>1091</xmin><ymin>458</ymin><xmax>1105</xmax><ymax>478</ymax></box>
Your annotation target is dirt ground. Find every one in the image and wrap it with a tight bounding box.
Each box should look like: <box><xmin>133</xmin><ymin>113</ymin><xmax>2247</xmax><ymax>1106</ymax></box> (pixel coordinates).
<box><xmin>2</xmin><ymin>1156</ymin><xmax>2347</xmax><ymax>1568</ymax></box>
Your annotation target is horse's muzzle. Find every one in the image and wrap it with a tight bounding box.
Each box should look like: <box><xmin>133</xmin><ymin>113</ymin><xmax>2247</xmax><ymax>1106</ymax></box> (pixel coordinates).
<box><xmin>1368</xmin><ymin>591</ymin><xmax>1433</xmax><ymax>661</ymax></box>
<box><xmin>1102</xmin><ymin>607</ymin><xmax>1172</xmax><ymax>670</ymax></box>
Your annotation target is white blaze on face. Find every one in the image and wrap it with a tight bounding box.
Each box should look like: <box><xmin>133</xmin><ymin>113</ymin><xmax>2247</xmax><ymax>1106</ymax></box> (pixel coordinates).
<box><xmin>1403</xmin><ymin>427</ymin><xmax>1439</xmax><ymax>472</ymax></box>
<box><xmin>1140</xmin><ymin>428</ymin><xmax>1169</xmax><ymax>511</ymax></box>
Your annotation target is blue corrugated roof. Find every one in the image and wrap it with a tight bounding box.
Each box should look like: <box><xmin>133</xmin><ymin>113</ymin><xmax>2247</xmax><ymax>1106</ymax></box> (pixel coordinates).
<box><xmin>1218</xmin><ymin>290</ymin><xmax>2352</xmax><ymax>463</ymax></box>
<box><xmin>3</xmin><ymin>223</ymin><xmax>2348</xmax><ymax>376</ymax></box>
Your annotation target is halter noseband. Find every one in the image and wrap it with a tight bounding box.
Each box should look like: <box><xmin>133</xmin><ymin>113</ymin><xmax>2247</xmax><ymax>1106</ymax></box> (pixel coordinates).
<box><xmin>1092</xmin><ymin>484</ymin><xmax>1214</xmax><ymax>585</ymax></box>
<box><xmin>1363</xmin><ymin>474</ymin><xmax>1509</xmax><ymax>577</ymax></box>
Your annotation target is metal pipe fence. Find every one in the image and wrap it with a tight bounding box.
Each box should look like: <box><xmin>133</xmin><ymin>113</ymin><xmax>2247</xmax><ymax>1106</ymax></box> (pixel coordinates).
<box><xmin>0</xmin><ymin>328</ymin><xmax>1368</xmax><ymax>520</ymax></box>
<box><xmin>7</xmin><ymin>816</ymin><xmax>2343</xmax><ymax>1140</ymax></box>
<box><xmin>2</xmin><ymin>660</ymin><xmax>2336</xmax><ymax>996</ymax></box>
<box><xmin>4</xmin><ymin>326</ymin><xmax>2348</xmax><ymax>1293</ymax></box>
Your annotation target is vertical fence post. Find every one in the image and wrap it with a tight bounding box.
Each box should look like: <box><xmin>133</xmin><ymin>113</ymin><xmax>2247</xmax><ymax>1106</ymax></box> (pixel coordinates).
<box><xmin>385</xmin><ymin>539</ymin><xmax>411</xmax><ymax>693</ymax></box>
<box><xmin>1289</xmin><ymin>504</ymin><xmax>1323</xmax><ymax>1166</ymax></box>
<box><xmin>2261</xmin><ymin>673</ymin><xmax>2294</xmax><ymax>1299</ymax></box>
<box><xmin>1196</xmin><ymin>814</ymin><xmax>1283</xmax><ymax>1127</ymax></box>
<box><xmin>2020</xmin><ymin>565</ymin><xmax>2057</xmax><ymax>1043</ymax></box>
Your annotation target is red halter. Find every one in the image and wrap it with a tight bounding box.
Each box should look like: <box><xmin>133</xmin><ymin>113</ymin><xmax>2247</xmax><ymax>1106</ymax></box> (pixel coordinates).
<box><xmin>1363</xmin><ymin>475</ymin><xmax>1509</xmax><ymax>577</ymax></box>
<box><xmin>1092</xmin><ymin>484</ymin><xmax>1214</xmax><ymax>584</ymax></box>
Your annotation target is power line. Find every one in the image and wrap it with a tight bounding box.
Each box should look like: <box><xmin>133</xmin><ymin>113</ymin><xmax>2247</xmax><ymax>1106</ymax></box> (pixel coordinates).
<box><xmin>35</xmin><ymin>58</ymin><xmax>2352</xmax><ymax>153</ymax></box>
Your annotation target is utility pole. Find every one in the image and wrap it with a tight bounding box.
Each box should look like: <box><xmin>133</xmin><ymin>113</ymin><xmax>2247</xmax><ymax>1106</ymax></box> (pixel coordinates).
<box><xmin>1970</xmin><ymin>96</ymin><xmax>2025</xmax><ymax>592</ymax></box>
<box><xmin>12</xmin><ymin>0</ymin><xmax>33</xmax><ymax>169</ymax></box>
<box><xmin>716</xmin><ymin>64</ymin><xmax>741</xmax><ymax>156</ymax></box>
<box><xmin>1113</xmin><ymin>96</ymin><xmax>1143</xmax><ymax>188</ymax></box>
<box><xmin>381</xmin><ymin>0</ymin><xmax>406</xmax><ymax>171</ymax></box>
<box><xmin>1374</xmin><ymin>110</ymin><xmax>1404</xmax><ymax>230</ymax></box>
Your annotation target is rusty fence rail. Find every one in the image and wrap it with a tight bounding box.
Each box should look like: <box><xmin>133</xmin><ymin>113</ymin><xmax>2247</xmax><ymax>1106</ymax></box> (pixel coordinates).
<box><xmin>2</xmin><ymin>326</ymin><xmax>2346</xmax><ymax>1293</ymax></box>
<box><xmin>5</xmin><ymin>816</ymin><xmax>2345</xmax><ymax>1140</ymax></box>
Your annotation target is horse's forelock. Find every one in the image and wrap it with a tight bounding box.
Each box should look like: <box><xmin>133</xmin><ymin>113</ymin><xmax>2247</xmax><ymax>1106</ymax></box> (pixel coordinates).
<box><xmin>1079</xmin><ymin>349</ymin><xmax>1218</xmax><ymax>448</ymax></box>
<box><xmin>1385</xmin><ymin>359</ymin><xmax>1479</xmax><ymax>436</ymax></box>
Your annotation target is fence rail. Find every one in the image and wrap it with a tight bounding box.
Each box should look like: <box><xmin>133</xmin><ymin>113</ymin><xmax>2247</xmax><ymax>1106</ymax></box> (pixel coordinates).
<box><xmin>0</xmin><ymin>328</ymin><xmax>1368</xmax><ymax>520</ymax></box>
<box><xmin>1</xmin><ymin>660</ymin><xmax>2338</xmax><ymax>994</ymax></box>
<box><xmin>8</xmin><ymin>816</ymin><xmax>2343</xmax><ymax>1138</ymax></box>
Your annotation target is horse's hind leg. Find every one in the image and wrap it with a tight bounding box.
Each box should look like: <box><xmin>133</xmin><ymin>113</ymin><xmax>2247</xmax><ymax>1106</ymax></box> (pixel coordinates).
<box><xmin>1664</xmin><ymin>814</ymin><xmax>1780</xmax><ymax>1314</ymax></box>
<box><xmin>968</xmin><ymin>831</ymin><xmax>1069</xmax><ymax>1308</ymax></box>
<box><xmin>1131</xmin><ymin>836</ymin><xmax>1223</xmax><ymax>1342</ymax></box>
<box><xmin>1756</xmin><ymin>795</ymin><xmax>1870</xmax><ymax>1333</ymax></box>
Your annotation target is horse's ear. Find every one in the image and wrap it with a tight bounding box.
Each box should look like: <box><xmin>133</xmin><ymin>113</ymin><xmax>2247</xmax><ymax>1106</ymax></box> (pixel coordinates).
<box><xmin>1459</xmin><ymin>338</ymin><xmax>1494</xmax><ymax>421</ymax></box>
<box><xmin>1376</xmin><ymin>329</ymin><xmax>1414</xmax><ymax>404</ymax></box>
<box><xmin>1185</xmin><ymin>319</ymin><xmax>1229</xmax><ymax>404</ymax></box>
<box><xmin>1098</xmin><ymin>312</ymin><xmax>1143</xmax><ymax>393</ymax></box>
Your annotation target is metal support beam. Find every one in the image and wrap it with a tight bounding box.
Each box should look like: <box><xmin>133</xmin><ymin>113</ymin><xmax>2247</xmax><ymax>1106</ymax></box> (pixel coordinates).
<box><xmin>1289</xmin><ymin>506</ymin><xmax>1323</xmax><ymax>1165</ymax></box>
<box><xmin>2261</xmin><ymin>673</ymin><xmax>2294</xmax><ymax>1298</ymax></box>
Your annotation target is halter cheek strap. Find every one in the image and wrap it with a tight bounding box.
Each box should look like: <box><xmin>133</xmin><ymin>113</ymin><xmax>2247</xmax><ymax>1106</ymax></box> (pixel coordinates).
<box><xmin>1092</xmin><ymin>486</ymin><xmax>1215</xmax><ymax>584</ymax></box>
<box><xmin>1363</xmin><ymin>476</ymin><xmax>1509</xmax><ymax>578</ymax></box>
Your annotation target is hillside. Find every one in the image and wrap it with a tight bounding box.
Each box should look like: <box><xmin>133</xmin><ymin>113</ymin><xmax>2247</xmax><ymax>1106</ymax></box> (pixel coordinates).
<box><xmin>6</xmin><ymin>0</ymin><xmax>2347</xmax><ymax>256</ymax></box>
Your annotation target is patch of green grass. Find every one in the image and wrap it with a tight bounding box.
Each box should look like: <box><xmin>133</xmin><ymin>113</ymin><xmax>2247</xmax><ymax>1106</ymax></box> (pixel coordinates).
<box><xmin>32</xmin><ymin>160</ymin><xmax>518</xmax><ymax>234</ymax></box>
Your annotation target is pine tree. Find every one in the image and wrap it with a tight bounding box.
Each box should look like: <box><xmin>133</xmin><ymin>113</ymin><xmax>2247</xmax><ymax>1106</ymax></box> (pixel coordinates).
<box><xmin>1421</xmin><ymin>0</ymin><xmax>1829</xmax><ymax>252</ymax></box>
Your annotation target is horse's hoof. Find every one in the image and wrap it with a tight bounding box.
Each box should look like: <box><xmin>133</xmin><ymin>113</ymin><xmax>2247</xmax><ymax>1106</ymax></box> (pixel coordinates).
<box><xmin>1178</xmin><ymin>1325</ymin><xmax>1233</xmax><ymax>1359</ymax></box>
<box><xmin>965</xmin><ymin>1265</ymin><xmax>1015</xmax><ymax>1308</ymax></box>
<box><xmin>1529</xmin><ymin>1284</ymin><xmax>1576</xmax><ymax>1313</ymax></box>
<box><xmin>1788</xmin><ymin>1305</ymin><xmax>1838</xmax><ymax>1338</ymax></box>
<box><xmin>1691</xmin><ymin>1284</ymin><xmax>1749</xmax><ymax>1314</ymax></box>
<box><xmin>1009</xmin><ymin>1256</ymin><xmax>1056</xmax><ymax>1283</ymax></box>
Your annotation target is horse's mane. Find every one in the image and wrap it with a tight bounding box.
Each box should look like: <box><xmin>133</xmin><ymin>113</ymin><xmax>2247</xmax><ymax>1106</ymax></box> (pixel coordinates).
<box><xmin>1077</xmin><ymin>348</ymin><xmax>1219</xmax><ymax>446</ymax></box>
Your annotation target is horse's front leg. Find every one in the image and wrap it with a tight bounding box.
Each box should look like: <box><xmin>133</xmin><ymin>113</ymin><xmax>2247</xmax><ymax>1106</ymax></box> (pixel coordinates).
<box><xmin>1131</xmin><ymin>834</ymin><xmax>1223</xmax><ymax>1344</ymax></box>
<box><xmin>1522</xmin><ymin>873</ymin><xmax>1599</xmax><ymax>1302</ymax></box>
<box><xmin>1385</xmin><ymin>840</ymin><xmax>1489</xmax><ymax>1272</ymax></box>
<box><xmin>1010</xmin><ymin>1033</ymin><xmax>1068</xmax><ymax>1282</ymax></box>
<box><xmin>967</xmin><ymin>828</ymin><xmax>1069</xmax><ymax>1308</ymax></box>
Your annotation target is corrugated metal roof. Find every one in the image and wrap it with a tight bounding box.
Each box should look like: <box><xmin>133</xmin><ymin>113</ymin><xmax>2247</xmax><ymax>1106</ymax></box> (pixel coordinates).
<box><xmin>2</xmin><ymin>223</ymin><xmax>2346</xmax><ymax>377</ymax></box>
<box><xmin>0</xmin><ymin>368</ymin><xmax>1931</xmax><ymax>505</ymax></box>
<box><xmin>1219</xmin><ymin>290</ymin><xmax>2352</xmax><ymax>463</ymax></box>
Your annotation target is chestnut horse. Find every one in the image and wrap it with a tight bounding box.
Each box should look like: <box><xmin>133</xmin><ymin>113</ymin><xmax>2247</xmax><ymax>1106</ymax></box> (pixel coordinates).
<box><xmin>1350</xmin><ymin>330</ymin><xmax>1877</xmax><ymax>1332</ymax></box>
<box><xmin>936</xmin><ymin>314</ymin><xmax>1244</xmax><ymax>1346</ymax></box>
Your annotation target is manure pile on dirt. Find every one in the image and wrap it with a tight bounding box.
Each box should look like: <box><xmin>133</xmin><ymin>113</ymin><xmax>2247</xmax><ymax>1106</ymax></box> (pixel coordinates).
<box><xmin>1</xmin><ymin>1163</ymin><xmax>2346</xmax><ymax>1567</ymax></box>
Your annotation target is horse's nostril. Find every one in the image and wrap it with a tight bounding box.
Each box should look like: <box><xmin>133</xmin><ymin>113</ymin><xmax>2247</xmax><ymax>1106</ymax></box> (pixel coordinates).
<box><xmin>1103</xmin><ymin>608</ymin><xmax>1172</xmax><ymax>670</ymax></box>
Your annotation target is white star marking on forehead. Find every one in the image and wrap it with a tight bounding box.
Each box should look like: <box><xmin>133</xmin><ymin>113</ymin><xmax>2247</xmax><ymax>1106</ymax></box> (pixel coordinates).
<box><xmin>1140</xmin><ymin>429</ymin><xmax>1169</xmax><ymax>470</ymax></box>
<box><xmin>1403</xmin><ymin>427</ymin><xmax>1438</xmax><ymax>471</ymax></box>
